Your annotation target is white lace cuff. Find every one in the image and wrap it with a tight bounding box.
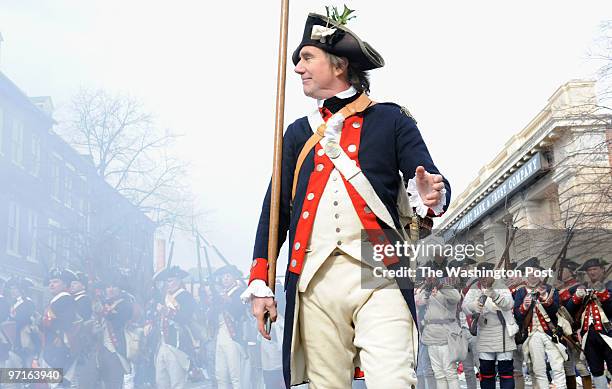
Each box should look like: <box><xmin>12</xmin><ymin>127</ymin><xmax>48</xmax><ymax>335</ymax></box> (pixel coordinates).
<box><xmin>240</xmin><ymin>279</ymin><xmax>275</xmax><ymax>304</ymax></box>
<box><xmin>406</xmin><ymin>178</ymin><xmax>447</xmax><ymax>217</ymax></box>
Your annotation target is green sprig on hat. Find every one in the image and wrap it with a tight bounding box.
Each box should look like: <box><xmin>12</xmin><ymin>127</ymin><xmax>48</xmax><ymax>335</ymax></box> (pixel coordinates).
<box><xmin>325</xmin><ymin>4</ymin><xmax>356</xmax><ymax>26</ymax></box>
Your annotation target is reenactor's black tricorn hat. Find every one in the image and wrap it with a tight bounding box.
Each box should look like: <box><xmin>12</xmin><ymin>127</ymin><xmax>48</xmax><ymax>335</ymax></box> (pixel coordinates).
<box><xmin>578</xmin><ymin>257</ymin><xmax>608</xmax><ymax>272</ymax></box>
<box><xmin>6</xmin><ymin>276</ymin><xmax>34</xmax><ymax>291</ymax></box>
<box><xmin>72</xmin><ymin>271</ymin><xmax>89</xmax><ymax>286</ymax></box>
<box><xmin>153</xmin><ymin>266</ymin><xmax>189</xmax><ymax>282</ymax></box>
<box><xmin>449</xmin><ymin>257</ymin><xmax>477</xmax><ymax>268</ymax></box>
<box><xmin>46</xmin><ymin>268</ymin><xmax>77</xmax><ymax>285</ymax></box>
<box><xmin>214</xmin><ymin>265</ymin><xmax>243</xmax><ymax>279</ymax></box>
<box><xmin>516</xmin><ymin>257</ymin><xmax>544</xmax><ymax>271</ymax></box>
<box><xmin>476</xmin><ymin>261</ymin><xmax>496</xmax><ymax>271</ymax></box>
<box><xmin>559</xmin><ymin>259</ymin><xmax>580</xmax><ymax>272</ymax></box>
<box><xmin>292</xmin><ymin>13</ymin><xmax>384</xmax><ymax>71</ymax></box>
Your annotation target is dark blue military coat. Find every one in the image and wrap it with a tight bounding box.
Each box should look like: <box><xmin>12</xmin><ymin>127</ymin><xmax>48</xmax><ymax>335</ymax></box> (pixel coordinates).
<box><xmin>250</xmin><ymin>102</ymin><xmax>451</xmax><ymax>386</ymax></box>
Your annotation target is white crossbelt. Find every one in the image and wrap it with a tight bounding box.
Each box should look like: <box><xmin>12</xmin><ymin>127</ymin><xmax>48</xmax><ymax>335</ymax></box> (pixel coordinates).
<box><xmin>307</xmin><ymin>110</ymin><xmax>410</xmax><ymax>242</ymax></box>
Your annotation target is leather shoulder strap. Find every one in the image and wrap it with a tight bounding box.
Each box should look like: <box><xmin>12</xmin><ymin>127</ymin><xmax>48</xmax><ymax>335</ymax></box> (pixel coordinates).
<box><xmin>291</xmin><ymin>94</ymin><xmax>374</xmax><ymax>200</ymax></box>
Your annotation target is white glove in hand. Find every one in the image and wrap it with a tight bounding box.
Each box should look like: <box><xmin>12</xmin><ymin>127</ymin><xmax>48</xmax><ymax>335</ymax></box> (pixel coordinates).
<box><xmin>574</xmin><ymin>287</ymin><xmax>587</xmax><ymax>299</ymax></box>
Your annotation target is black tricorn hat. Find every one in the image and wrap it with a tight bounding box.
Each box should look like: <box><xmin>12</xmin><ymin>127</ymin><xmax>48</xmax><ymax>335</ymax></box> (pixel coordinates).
<box><xmin>292</xmin><ymin>13</ymin><xmax>384</xmax><ymax>71</ymax></box>
<box><xmin>71</xmin><ymin>271</ymin><xmax>89</xmax><ymax>288</ymax></box>
<box><xmin>153</xmin><ymin>266</ymin><xmax>189</xmax><ymax>282</ymax></box>
<box><xmin>452</xmin><ymin>257</ymin><xmax>477</xmax><ymax>267</ymax></box>
<box><xmin>46</xmin><ymin>268</ymin><xmax>77</xmax><ymax>285</ymax></box>
<box><xmin>516</xmin><ymin>257</ymin><xmax>543</xmax><ymax>271</ymax></box>
<box><xmin>476</xmin><ymin>261</ymin><xmax>496</xmax><ymax>271</ymax></box>
<box><xmin>578</xmin><ymin>257</ymin><xmax>609</xmax><ymax>272</ymax></box>
<box><xmin>446</xmin><ymin>260</ymin><xmax>462</xmax><ymax>269</ymax></box>
<box><xmin>559</xmin><ymin>259</ymin><xmax>580</xmax><ymax>272</ymax></box>
<box><xmin>6</xmin><ymin>276</ymin><xmax>34</xmax><ymax>291</ymax></box>
<box><xmin>214</xmin><ymin>265</ymin><xmax>243</xmax><ymax>279</ymax></box>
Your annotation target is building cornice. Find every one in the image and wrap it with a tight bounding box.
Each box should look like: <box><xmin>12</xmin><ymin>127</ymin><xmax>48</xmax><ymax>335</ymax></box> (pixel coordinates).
<box><xmin>438</xmin><ymin>80</ymin><xmax>605</xmax><ymax>232</ymax></box>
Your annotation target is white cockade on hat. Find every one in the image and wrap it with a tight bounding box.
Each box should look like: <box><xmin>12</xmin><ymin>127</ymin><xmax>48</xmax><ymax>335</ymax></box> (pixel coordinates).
<box><xmin>311</xmin><ymin>25</ymin><xmax>337</xmax><ymax>42</ymax></box>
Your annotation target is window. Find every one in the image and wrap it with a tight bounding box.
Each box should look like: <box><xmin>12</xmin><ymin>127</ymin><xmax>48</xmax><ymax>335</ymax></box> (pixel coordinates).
<box><xmin>0</xmin><ymin>107</ymin><xmax>4</xmax><ymax>155</ymax></box>
<box><xmin>11</xmin><ymin>119</ymin><xmax>24</xmax><ymax>166</ymax></box>
<box><xmin>61</xmin><ymin>235</ymin><xmax>71</xmax><ymax>263</ymax></box>
<box><xmin>50</xmin><ymin>158</ymin><xmax>61</xmax><ymax>201</ymax></box>
<box><xmin>48</xmin><ymin>225</ymin><xmax>58</xmax><ymax>264</ymax></box>
<box><xmin>7</xmin><ymin>202</ymin><xmax>20</xmax><ymax>255</ymax></box>
<box><xmin>31</xmin><ymin>135</ymin><xmax>41</xmax><ymax>176</ymax></box>
<box><xmin>65</xmin><ymin>174</ymin><xmax>73</xmax><ymax>208</ymax></box>
<box><xmin>78</xmin><ymin>176</ymin><xmax>87</xmax><ymax>216</ymax></box>
<box><xmin>26</xmin><ymin>210</ymin><xmax>38</xmax><ymax>261</ymax></box>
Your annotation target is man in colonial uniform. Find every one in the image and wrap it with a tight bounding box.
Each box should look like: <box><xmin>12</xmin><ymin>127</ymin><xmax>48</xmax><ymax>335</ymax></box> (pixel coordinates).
<box><xmin>68</xmin><ymin>270</ymin><xmax>97</xmax><ymax>389</ymax></box>
<box><xmin>241</xmin><ymin>9</ymin><xmax>451</xmax><ymax>388</ymax></box>
<box><xmin>514</xmin><ymin>258</ymin><xmax>567</xmax><ymax>389</ymax></box>
<box><xmin>566</xmin><ymin>258</ymin><xmax>612</xmax><ymax>389</ymax></box>
<box><xmin>6</xmin><ymin>277</ymin><xmax>39</xmax><ymax>371</ymax></box>
<box><xmin>450</xmin><ymin>257</ymin><xmax>479</xmax><ymax>389</ymax></box>
<box><xmin>42</xmin><ymin>268</ymin><xmax>78</xmax><ymax>387</ymax></box>
<box><xmin>508</xmin><ymin>259</ymin><xmax>528</xmax><ymax>389</ymax></box>
<box><xmin>419</xmin><ymin>258</ymin><xmax>462</xmax><ymax>389</ymax></box>
<box><xmin>70</xmin><ymin>271</ymin><xmax>92</xmax><ymax>321</ymax></box>
<box><xmin>153</xmin><ymin>265</ymin><xmax>197</xmax><ymax>389</ymax></box>
<box><xmin>98</xmin><ymin>270</ymin><xmax>134</xmax><ymax>389</ymax></box>
<box><xmin>214</xmin><ymin>265</ymin><xmax>247</xmax><ymax>389</ymax></box>
<box><xmin>462</xmin><ymin>262</ymin><xmax>516</xmax><ymax>389</ymax></box>
<box><xmin>0</xmin><ymin>278</ymin><xmax>10</xmax><ymax>368</ymax></box>
<box><xmin>557</xmin><ymin>259</ymin><xmax>591</xmax><ymax>389</ymax></box>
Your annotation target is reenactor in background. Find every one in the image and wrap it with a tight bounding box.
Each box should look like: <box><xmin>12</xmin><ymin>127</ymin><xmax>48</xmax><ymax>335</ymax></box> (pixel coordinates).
<box><xmin>0</xmin><ymin>278</ymin><xmax>10</xmax><ymax>369</ymax></box>
<box><xmin>213</xmin><ymin>265</ymin><xmax>247</xmax><ymax>389</ymax></box>
<box><xmin>70</xmin><ymin>271</ymin><xmax>92</xmax><ymax>321</ymax></box>
<box><xmin>6</xmin><ymin>276</ymin><xmax>39</xmax><ymax>370</ymax></box>
<box><xmin>414</xmin><ymin>277</ymin><xmax>436</xmax><ymax>389</ymax></box>
<box><xmin>196</xmin><ymin>282</ymin><xmax>218</xmax><ymax>384</ymax></box>
<box><xmin>152</xmin><ymin>265</ymin><xmax>197</xmax><ymax>389</ymax></box>
<box><xmin>566</xmin><ymin>258</ymin><xmax>612</xmax><ymax>389</ymax></box>
<box><xmin>513</xmin><ymin>257</ymin><xmax>567</xmax><ymax>389</ymax></box>
<box><xmin>418</xmin><ymin>257</ymin><xmax>462</xmax><ymax>389</ymax></box>
<box><xmin>508</xmin><ymin>259</ymin><xmax>529</xmax><ymax>389</ymax></box>
<box><xmin>259</xmin><ymin>278</ymin><xmax>285</xmax><ymax>389</ymax></box>
<box><xmin>97</xmin><ymin>271</ymin><xmax>134</xmax><ymax>389</ymax></box>
<box><xmin>462</xmin><ymin>262</ymin><xmax>516</xmax><ymax>389</ymax></box>
<box><xmin>450</xmin><ymin>257</ymin><xmax>478</xmax><ymax>389</ymax></box>
<box><xmin>557</xmin><ymin>259</ymin><xmax>592</xmax><ymax>389</ymax></box>
<box><xmin>41</xmin><ymin>268</ymin><xmax>78</xmax><ymax>388</ymax></box>
<box><xmin>68</xmin><ymin>270</ymin><xmax>98</xmax><ymax>389</ymax></box>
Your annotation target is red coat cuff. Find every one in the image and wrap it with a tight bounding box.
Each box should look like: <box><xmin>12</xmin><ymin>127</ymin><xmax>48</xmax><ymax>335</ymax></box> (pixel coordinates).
<box><xmin>249</xmin><ymin>258</ymin><xmax>269</xmax><ymax>285</ymax></box>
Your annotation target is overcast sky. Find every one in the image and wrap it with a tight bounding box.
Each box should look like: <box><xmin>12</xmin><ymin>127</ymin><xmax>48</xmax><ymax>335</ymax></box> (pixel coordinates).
<box><xmin>1</xmin><ymin>0</ymin><xmax>611</xmax><ymax>275</ymax></box>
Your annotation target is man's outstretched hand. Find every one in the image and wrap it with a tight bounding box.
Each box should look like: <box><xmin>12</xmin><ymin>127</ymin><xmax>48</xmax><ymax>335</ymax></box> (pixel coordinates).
<box><xmin>252</xmin><ymin>296</ymin><xmax>277</xmax><ymax>340</ymax></box>
<box><xmin>415</xmin><ymin>166</ymin><xmax>445</xmax><ymax>208</ymax></box>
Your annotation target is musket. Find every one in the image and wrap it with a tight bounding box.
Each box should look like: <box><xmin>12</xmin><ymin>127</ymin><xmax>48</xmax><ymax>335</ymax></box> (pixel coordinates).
<box><xmin>544</xmin><ymin>222</ymin><xmax>577</xmax><ymax>286</ymax></box>
<box><xmin>495</xmin><ymin>225</ymin><xmax>517</xmax><ymax>271</ymax></box>
<box><xmin>604</xmin><ymin>263</ymin><xmax>612</xmax><ymax>281</ymax></box>
<box><xmin>548</xmin><ymin>204</ymin><xmax>585</xmax><ymax>286</ymax></box>
<box><xmin>195</xmin><ymin>228</ymin><xmax>204</xmax><ymax>294</ymax></box>
<box><xmin>202</xmin><ymin>244</ymin><xmax>216</xmax><ymax>297</ymax></box>
<box><xmin>264</xmin><ymin>0</ymin><xmax>290</xmax><ymax>333</ymax></box>
<box><xmin>198</xmin><ymin>232</ymin><xmax>231</xmax><ymax>267</ymax></box>
<box><xmin>166</xmin><ymin>219</ymin><xmax>177</xmax><ymax>268</ymax></box>
<box><xmin>166</xmin><ymin>241</ymin><xmax>175</xmax><ymax>269</ymax></box>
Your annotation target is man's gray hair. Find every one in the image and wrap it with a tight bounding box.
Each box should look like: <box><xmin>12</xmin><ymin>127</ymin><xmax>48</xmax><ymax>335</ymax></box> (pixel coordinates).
<box><xmin>327</xmin><ymin>53</ymin><xmax>371</xmax><ymax>94</ymax></box>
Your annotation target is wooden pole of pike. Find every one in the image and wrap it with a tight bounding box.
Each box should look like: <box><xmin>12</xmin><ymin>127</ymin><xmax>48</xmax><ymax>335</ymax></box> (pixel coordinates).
<box><xmin>265</xmin><ymin>0</ymin><xmax>290</xmax><ymax>332</ymax></box>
